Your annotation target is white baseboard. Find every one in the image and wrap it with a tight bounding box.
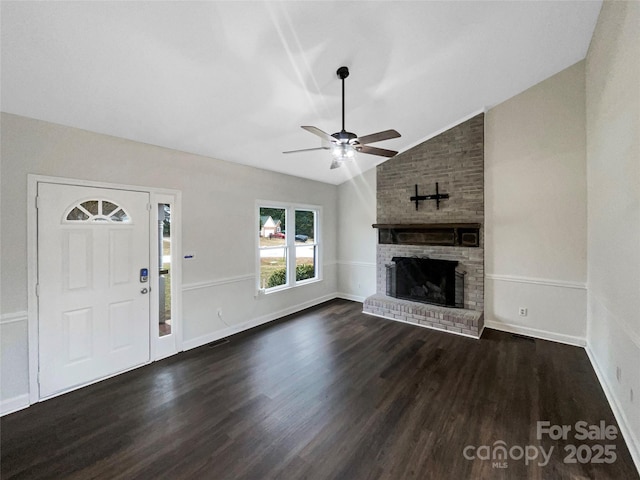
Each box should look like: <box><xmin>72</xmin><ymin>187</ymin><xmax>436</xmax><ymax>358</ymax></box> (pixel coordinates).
<box><xmin>182</xmin><ymin>293</ymin><xmax>339</xmax><ymax>351</ymax></box>
<box><xmin>484</xmin><ymin>319</ymin><xmax>586</xmax><ymax>347</ymax></box>
<box><xmin>1</xmin><ymin>394</ymin><xmax>30</xmax><ymax>416</ymax></box>
<box><xmin>337</xmin><ymin>292</ymin><xmax>366</xmax><ymax>302</ymax></box>
<box><xmin>585</xmin><ymin>346</ymin><xmax>640</xmax><ymax>475</ymax></box>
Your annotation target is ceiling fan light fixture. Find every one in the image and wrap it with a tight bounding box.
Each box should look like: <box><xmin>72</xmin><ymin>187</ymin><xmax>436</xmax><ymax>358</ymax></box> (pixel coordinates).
<box><xmin>331</xmin><ymin>142</ymin><xmax>356</xmax><ymax>162</ymax></box>
<box><xmin>284</xmin><ymin>66</ymin><xmax>401</xmax><ymax>169</ymax></box>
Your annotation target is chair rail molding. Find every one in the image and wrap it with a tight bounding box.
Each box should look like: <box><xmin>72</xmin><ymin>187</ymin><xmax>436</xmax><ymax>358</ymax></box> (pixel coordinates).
<box><xmin>182</xmin><ymin>274</ymin><xmax>255</xmax><ymax>292</ymax></box>
<box><xmin>486</xmin><ymin>273</ymin><xmax>586</xmax><ymax>290</ymax></box>
<box><xmin>0</xmin><ymin>311</ymin><xmax>28</xmax><ymax>325</ymax></box>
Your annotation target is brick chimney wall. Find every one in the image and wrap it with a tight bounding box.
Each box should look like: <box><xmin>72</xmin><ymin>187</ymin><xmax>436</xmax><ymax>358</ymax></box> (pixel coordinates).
<box><xmin>375</xmin><ymin>113</ymin><xmax>485</xmax><ymax>312</ymax></box>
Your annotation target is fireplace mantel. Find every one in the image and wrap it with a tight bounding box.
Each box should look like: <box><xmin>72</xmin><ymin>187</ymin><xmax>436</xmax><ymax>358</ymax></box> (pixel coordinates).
<box><xmin>372</xmin><ymin>223</ymin><xmax>480</xmax><ymax>247</ymax></box>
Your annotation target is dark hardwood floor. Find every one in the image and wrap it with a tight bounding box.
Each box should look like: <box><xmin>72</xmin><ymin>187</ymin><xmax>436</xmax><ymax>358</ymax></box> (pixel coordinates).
<box><xmin>2</xmin><ymin>299</ymin><xmax>638</xmax><ymax>479</ymax></box>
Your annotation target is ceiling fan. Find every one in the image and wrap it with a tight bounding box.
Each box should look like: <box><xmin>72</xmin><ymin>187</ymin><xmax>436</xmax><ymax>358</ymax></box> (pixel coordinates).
<box><xmin>283</xmin><ymin>66</ymin><xmax>401</xmax><ymax>169</ymax></box>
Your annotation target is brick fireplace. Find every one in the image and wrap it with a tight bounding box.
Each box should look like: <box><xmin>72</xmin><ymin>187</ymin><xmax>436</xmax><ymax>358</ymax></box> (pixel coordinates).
<box><xmin>363</xmin><ymin>113</ymin><xmax>485</xmax><ymax>338</ymax></box>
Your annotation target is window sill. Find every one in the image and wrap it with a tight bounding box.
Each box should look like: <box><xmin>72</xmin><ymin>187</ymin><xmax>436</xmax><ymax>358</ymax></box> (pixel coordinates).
<box><xmin>259</xmin><ymin>277</ymin><xmax>322</xmax><ymax>296</ymax></box>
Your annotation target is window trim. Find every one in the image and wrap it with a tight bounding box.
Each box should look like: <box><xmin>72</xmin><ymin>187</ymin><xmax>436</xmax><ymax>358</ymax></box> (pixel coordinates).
<box><xmin>292</xmin><ymin>208</ymin><xmax>319</xmax><ymax>287</ymax></box>
<box><xmin>255</xmin><ymin>200</ymin><xmax>322</xmax><ymax>295</ymax></box>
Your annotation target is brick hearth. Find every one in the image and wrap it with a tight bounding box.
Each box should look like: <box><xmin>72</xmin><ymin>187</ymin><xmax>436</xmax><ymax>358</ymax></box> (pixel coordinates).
<box><xmin>363</xmin><ymin>293</ymin><xmax>483</xmax><ymax>338</ymax></box>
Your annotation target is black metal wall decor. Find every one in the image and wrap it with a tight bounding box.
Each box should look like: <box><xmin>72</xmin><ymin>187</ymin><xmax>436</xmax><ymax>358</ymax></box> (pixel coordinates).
<box><xmin>410</xmin><ymin>183</ymin><xmax>449</xmax><ymax>210</ymax></box>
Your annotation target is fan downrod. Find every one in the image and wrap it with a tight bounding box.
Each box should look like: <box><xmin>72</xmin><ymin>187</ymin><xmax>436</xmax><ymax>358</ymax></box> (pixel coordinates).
<box><xmin>337</xmin><ymin>66</ymin><xmax>349</xmax><ymax>132</ymax></box>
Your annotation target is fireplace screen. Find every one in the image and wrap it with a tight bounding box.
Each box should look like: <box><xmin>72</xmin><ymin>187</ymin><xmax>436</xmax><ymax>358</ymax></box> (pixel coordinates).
<box><xmin>386</xmin><ymin>257</ymin><xmax>464</xmax><ymax>308</ymax></box>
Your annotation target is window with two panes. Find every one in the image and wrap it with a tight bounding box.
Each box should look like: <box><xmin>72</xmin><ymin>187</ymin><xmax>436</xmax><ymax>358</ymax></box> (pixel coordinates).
<box><xmin>258</xmin><ymin>206</ymin><xmax>318</xmax><ymax>291</ymax></box>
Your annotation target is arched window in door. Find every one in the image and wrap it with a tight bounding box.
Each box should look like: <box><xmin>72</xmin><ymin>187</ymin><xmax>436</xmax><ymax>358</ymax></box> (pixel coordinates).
<box><xmin>64</xmin><ymin>199</ymin><xmax>131</xmax><ymax>223</ymax></box>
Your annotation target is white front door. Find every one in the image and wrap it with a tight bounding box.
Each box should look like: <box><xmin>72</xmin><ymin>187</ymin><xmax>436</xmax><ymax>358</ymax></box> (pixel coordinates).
<box><xmin>37</xmin><ymin>183</ymin><xmax>151</xmax><ymax>398</ymax></box>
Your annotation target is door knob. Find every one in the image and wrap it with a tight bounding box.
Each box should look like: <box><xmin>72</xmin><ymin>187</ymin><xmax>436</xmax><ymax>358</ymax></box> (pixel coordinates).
<box><xmin>141</xmin><ymin>288</ymin><xmax>148</xmax><ymax>294</ymax></box>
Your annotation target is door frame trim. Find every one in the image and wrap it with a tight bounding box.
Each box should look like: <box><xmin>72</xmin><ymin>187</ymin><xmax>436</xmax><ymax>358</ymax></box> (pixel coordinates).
<box><xmin>27</xmin><ymin>174</ymin><xmax>183</xmax><ymax>404</ymax></box>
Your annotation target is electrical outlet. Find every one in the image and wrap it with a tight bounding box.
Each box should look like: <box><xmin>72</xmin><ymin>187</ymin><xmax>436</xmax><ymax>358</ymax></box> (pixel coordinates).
<box><xmin>616</xmin><ymin>366</ymin><xmax>622</xmax><ymax>382</ymax></box>
<box><xmin>518</xmin><ymin>307</ymin><xmax>528</xmax><ymax>317</ymax></box>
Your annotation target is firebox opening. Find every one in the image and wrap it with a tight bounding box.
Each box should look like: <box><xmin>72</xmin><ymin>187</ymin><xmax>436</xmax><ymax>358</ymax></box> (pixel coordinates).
<box><xmin>386</xmin><ymin>256</ymin><xmax>464</xmax><ymax>308</ymax></box>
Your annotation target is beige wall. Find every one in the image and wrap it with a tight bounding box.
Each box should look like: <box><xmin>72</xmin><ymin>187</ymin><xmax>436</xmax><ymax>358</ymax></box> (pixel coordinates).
<box><xmin>586</xmin><ymin>0</ymin><xmax>640</xmax><ymax>467</ymax></box>
<box><xmin>337</xmin><ymin>168</ymin><xmax>377</xmax><ymax>300</ymax></box>
<box><xmin>484</xmin><ymin>60</ymin><xmax>588</xmax><ymax>343</ymax></box>
<box><xmin>0</xmin><ymin>113</ymin><xmax>339</xmax><ymax>409</ymax></box>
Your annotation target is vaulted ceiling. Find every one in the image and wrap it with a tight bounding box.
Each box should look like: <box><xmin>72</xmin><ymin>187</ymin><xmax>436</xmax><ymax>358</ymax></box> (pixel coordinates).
<box><xmin>1</xmin><ymin>1</ymin><xmax>601</xmax><ymax>185</ymax></box>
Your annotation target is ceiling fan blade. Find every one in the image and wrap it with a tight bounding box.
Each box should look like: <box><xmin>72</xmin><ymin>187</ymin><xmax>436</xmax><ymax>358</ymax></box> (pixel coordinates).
<box><xmin>301</xmin><ymin>126</ymin><xmax>336</xmax><ymax>143</ymax></box>
<box><xmin>358</xmin><ymin>145</ymin><xmax>398</xmax><ymax>158</ymax></box>
<box><xmin>283</xmin><ymin>146</ymin><xmax>330</xmax><ymax>154</ymax></box>
<box><xmin>356</xmin><ymin>129</ymin><xmax>401</xmax><ymax>145</ymax></box>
